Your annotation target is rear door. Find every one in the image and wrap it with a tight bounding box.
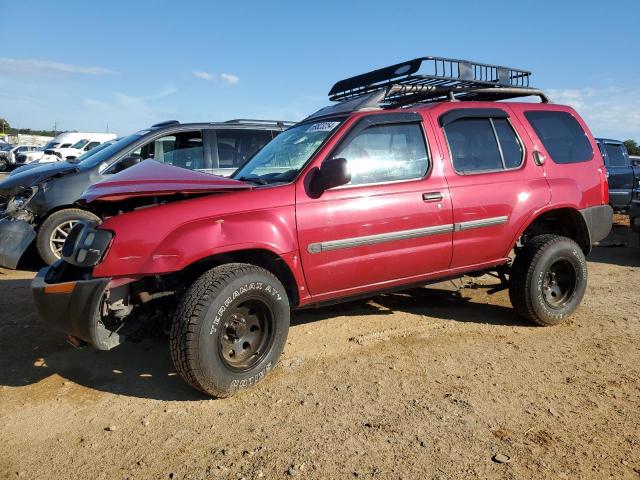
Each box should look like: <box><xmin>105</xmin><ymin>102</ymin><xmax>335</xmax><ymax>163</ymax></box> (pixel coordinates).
<box><xmin>430</xmin><ymin>105</ymin><xmax>550</xmax><ymax>269</ymax></box>
<box><xmin>599</xmin><ymin>140</ymin><xmax>634</xmax><ymax>209</ymax></box>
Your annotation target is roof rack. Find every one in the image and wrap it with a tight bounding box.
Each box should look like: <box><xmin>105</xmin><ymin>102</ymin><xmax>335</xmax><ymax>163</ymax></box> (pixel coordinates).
<box><xmin>224</xmin><ymin>119</ymin><xmax>296</xmax><ymax>127</ymax></box>
<box><xmin>151</xmin><ymin>120</ymin><xmax>180</xmax><ymax>128</ymax></box>
<box><xmin>328</xmin><ymin>56</ymin><xmax>550</xmax><ymax>106</ymax></box>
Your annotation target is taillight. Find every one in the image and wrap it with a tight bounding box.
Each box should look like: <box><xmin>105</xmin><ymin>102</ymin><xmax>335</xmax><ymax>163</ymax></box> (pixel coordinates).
<box><xmin>598</xmin><ymin>167</ymin><xmax>609</xmax><ymax>205</ymax></box>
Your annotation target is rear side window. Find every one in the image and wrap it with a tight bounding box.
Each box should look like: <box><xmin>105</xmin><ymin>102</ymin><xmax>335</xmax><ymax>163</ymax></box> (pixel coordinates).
<box><xmin>216</xmin><ymin>130</ymin><xmax>273</xmax><ymax>168</ymax></box>
<box><xmin>524</xmin><ymin>111</ymin><xmax>592</xmax><ymax>164</ymax></box>
<box><xmin>444</xmin><ymin>117</ymin><xmax>523</xmax><ymax>173</ymax></box>
<box><xmin>604</xmin><ymin>143</ymin><xmax>627</xmax><ymax>167</ymax></box>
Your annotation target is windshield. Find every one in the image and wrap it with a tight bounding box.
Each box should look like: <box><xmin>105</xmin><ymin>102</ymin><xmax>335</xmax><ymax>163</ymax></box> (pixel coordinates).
<box><xmin>67</xmin><ymin>139</ymin><xmax>115</xmax><ymax>163</ymax></box>
<box><xmin>40</xmin><ymin>141</ymin><xmax>59</xmax><ymax>151</ymax></box>
<box><xmin>75</xmin><ymin>132</ymin><xmax>145</xmax><ymax>168</ymax></box>
<box><xmin>232</xmin><ymin>120</ymin><xmax>342</xmax><ymax>184</ymax></box>
<box><xmin>71</xmin><ymin>139</ymin><xmax>89</xmax><ymax>149</ymax></box>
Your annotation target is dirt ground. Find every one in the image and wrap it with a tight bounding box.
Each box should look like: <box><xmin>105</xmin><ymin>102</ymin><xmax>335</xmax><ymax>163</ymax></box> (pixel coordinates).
<box><xmin>0</xmin><ymin>216</ymin><xmax>638</xmax><ymax>480</ymax></box>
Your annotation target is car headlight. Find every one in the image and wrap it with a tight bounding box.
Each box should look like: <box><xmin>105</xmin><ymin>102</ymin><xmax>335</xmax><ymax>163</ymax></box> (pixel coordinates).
<box><xmin>62</xmin><ymin>221</ymin><xmax>113</xmax><ymax>267</ymax></box>
<box><xmin>4</xmin><ymin>186</ymin><xmax>37</xmax><ymax>215</ymax></box>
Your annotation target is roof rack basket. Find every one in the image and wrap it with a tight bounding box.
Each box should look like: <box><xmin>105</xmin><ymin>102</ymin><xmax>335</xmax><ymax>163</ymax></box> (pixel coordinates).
<box><xmin>328</xmin><ymin>56</ymin><xmax>549</xmax><ymax>106</ymax></box>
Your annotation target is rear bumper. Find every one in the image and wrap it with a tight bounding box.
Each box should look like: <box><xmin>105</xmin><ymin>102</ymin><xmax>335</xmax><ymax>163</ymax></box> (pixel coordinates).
<box><xmin>0</xmin><ymin>218</ymin><xmax>36</xmax><ymax>269</ymax></box>
<box><xmin>580</xmin><ymin>204</ymin><xmax>613</xmax><ymax>244</ymax></box>
<box><xmin>31</xmin><ymin>264</ymin><xmax>122</xmax><ymax>350</ymax></box>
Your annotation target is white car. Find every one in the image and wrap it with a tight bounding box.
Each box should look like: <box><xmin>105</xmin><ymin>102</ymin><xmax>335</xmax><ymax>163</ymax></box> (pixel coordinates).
<box><xmin>9</xmin><ymin>145</ymin><xmax>39</xmax><ymax>165</ymax></box>
<box><xmin>40</xmin><ymin>133</ymin><xmax>117</xmax><ymax>162</ymax></box>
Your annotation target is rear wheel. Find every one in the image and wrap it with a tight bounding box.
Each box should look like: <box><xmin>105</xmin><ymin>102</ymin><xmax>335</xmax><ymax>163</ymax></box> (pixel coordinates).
<box><xmin>170</xmin><ymin>263</ymin><xmax>290</xmax><ymax>397</ymax></box>
<box><xmin>509</xmin><ymin>234</ymin><xmax>587</xmax><ymax>326</ymax></box>
<box><xmin>37</xmin><ymin>208</ymin><xmax>100</xmax><ymax>265</ymax></box>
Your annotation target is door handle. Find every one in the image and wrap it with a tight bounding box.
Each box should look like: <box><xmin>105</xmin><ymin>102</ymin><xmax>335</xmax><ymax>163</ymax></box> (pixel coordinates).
<box><xmin>422</xmin><ymin>192</ymin><xmax>443</xmax><ymax>202</ymax></box>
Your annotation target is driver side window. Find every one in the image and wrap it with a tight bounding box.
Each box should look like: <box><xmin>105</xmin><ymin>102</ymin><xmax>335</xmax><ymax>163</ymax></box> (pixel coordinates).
<box><xmin>105</xmin><ymin>130</ymin><xmax>204</xmax><ymax>174</ymax></box>
<box><xmin>332</xmin><ymin>123</ymin><xmax>429</xmax><ymax>186</ymax></box>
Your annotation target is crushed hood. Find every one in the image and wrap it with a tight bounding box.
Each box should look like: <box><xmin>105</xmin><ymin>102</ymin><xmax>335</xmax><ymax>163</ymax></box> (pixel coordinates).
<box><xmin>0</xmin><ymin>161</ymin><xmax>79</xmax><ymax>197</ymax></box>
<box><xmin>80</xmin><ymin>159</ymin><xmax>252</xmax><ymax>203</ymax></box>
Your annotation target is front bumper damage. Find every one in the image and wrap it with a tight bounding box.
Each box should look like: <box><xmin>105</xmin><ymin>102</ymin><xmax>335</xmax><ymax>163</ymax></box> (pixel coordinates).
<box><xmin>0</xmin><ymin>218</ymin><xmax>36</xmax><ymax>269</ymax></box>
<box><xmin>31</xmin><ymin>263</ymin><xmax>123</xmax><ymax>350</ymax></box>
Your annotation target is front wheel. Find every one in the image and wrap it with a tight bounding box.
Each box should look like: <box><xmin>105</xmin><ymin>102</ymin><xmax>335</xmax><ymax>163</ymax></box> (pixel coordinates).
<box><xmin>509</xmin><ymin>234</ymin><xmax>587</xmax><ymax>326</ymax></box>
<box><xmin>37</xmin><ymin>208</ymin><xmax>100</xmax><ymax>265</ymax></box>
<box><xmin>170</xmin><ymin>263</ymin><xmax>290</xmax><ymax>397</ymax></box>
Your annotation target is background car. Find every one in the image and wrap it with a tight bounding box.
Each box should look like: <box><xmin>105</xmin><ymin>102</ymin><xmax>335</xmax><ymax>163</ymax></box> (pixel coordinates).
<box><xmin>0</xmin><ymin>119</ymin><xmax>292</xmax><ymax>267</ymax></box>
<box><xmin>596</xmin><ymin>138</ymin><xmax>639</xmax><ymax>211</ymax></box>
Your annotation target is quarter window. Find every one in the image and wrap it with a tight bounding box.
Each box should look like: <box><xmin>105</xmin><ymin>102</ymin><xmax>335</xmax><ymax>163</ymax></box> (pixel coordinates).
<box><xmin>524</xmin><ymin>111</ymin><xmax>592</xmax><ymax>164</ymax></box>
<box><xmin>444</xmin><ymin>117</ymin><xmax>523</xmax><ymax>173</ymax></box>
<box><xmin>331</xmin><ymin>123</ymin><xmax>429</xmax><ymax>185</ymax></box>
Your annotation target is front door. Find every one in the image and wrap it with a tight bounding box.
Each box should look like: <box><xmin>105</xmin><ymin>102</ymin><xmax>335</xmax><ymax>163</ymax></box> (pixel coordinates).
<box><xmin>296</xmin><ymin>113</ymin><xmax>453</xmax><ymax>300</ymax></box>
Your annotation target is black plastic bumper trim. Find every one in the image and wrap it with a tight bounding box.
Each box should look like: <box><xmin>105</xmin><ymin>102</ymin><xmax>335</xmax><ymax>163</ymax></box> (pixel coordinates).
<box><xmin>31</xmin><ymin>268</ymin><xmax>121</xmax><ymax>350</ymax></box>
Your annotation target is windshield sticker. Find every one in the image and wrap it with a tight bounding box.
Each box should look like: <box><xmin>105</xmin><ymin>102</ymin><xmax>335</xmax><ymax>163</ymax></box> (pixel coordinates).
<box><xmin>306</xmin><ymin>122</ymin><xmax>340</xmax><ymax>133</ymax></box>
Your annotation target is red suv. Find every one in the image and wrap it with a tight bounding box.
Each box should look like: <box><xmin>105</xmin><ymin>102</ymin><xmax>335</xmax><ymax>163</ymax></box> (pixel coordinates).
<box><xmin>32</xmin><ymin>57</ymin><xmax>613</xmax><ymax>397</ymax></box>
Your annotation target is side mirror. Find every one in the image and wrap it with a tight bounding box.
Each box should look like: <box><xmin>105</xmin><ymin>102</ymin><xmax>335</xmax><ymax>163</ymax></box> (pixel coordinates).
<box><xmin>310</xmin><ymin>158</ymin><xmax>351</xmax><ymax>194</ymax></box>
<box><xmin>116</xmin><ymin>155</ymin><xmax>141</xmax><ymax>172</ymax></box>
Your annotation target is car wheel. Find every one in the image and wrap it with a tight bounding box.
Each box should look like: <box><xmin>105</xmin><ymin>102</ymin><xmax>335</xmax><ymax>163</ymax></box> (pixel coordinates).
<box><xmin>37</xmin><ymin>208</ymin><xmax>100</xmax><ymax>265</ymax></box>
<box><xmin>0</xmin><ymin>158</ymin><xmax>7</xmax><ymax>172</ymax></box>
<box><xmin>170</xmin><ymin>263</ymin><xmax>290</xmax><ymax>397</ymax></box>
<box><xmin>509</xmin><ymin>234</ymin><xmax>587</xmax><ymax>326</ymax></box>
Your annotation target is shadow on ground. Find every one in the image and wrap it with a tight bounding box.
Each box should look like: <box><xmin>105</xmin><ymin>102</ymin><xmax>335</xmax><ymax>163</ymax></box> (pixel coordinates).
<box><xmin>588</xmin><ymin>224</ymin><xmax>640</xmax><ymax>268</ymax></box>
<box><xmin>0</xmin><ymin>222</ymin><xmax>635</xmax><ymax>401</ymax></box>
<box><xmin>0</xmin><ymin>275</ymin><xmax>526</xmax><ymax>401</ymax></box>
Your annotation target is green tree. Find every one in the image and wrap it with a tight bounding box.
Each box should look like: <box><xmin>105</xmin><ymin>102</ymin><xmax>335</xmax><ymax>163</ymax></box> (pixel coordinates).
<box><xmin>0</xmin><ymin>118</ymin><xmax>10</xmax><ymax>135</ymax></box>
<box><xmin>624</xmin><ymin>139</ymin><xmax>640</xmax><ymax>156</ymax></box>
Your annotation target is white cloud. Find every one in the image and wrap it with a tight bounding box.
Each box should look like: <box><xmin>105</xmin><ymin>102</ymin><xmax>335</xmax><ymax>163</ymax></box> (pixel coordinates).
<box><xmin>0</xmin><ymin>58</ymin><xmax>117</xmax><ymax>76</ymax></box>
<box><xmin>193</xmin><ymin>70</ymin><xmax>239</xmax><ymax>85</ymax></box>
<box><xmin>547</xmin><ymin>86</ymin><xmax>640</xmax><ymax>139</ymax></box>
<box><xmin>193</xmin><ymin>70</ymin><xmax>215</xmax><ymax>81</ymax></box>
<box><xmin>220</xmin><ymin>73</ymin><xmax>239</xmax><ymax>85</ymax></box>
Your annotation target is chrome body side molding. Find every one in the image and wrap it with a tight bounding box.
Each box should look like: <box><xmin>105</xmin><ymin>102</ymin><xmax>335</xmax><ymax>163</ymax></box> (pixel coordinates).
<box><xmin>307</xmin><ymin>215</ymin><xmax>508</xmax><ymax>254</ymax></box>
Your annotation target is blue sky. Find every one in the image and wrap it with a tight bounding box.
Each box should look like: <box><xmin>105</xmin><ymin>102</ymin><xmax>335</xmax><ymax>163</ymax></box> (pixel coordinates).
<box><xmin>2</xmin><ymin>0</ymin><xmax>640</xmax><ymax>139</ymax></box>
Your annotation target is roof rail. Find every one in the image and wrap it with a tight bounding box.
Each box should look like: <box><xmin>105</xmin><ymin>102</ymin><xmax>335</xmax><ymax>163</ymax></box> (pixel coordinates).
<box><xmin>151</xmin><ymin>120</ymin><xmax>180</xmax><ymax>128</ymax></box>
<box><xmin>224</xmin><ymin>119</ymin><xmax>296</xmax><ymax>127</ymax></box>
<box><xmin>328</xmin><ymin>56</ymin><xmax>549</xmax><ymax>106</ymax></box>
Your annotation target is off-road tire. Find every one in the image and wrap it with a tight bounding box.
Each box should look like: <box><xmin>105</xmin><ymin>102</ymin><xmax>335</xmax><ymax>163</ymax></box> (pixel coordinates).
<box><xmin>37</xmin><ymin>208</ymin><xmax>100</xmax><ymax>265</ymax></box>
<box><xmin>509</xmin><ymin>234</ymin><xmax>587</xmax><ymax>326</ymax></box>
<box><xmin>170</xmin><ymin>263</ymin><xmax>290</xmax><ymax>398</ymax></box>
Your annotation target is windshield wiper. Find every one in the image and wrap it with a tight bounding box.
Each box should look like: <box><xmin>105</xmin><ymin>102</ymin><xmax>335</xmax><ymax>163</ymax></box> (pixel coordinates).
<box><xmin>236</xmin><ymin>176</ymin><xmax>268</xmax><ymax>185</ymax></box>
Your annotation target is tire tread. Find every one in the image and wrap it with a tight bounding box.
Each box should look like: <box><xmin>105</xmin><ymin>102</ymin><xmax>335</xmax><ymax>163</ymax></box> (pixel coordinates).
<box><xmin>169</xmin><ymin>263</ymin><xmax>283</xmax><ymax>397</ymax></box>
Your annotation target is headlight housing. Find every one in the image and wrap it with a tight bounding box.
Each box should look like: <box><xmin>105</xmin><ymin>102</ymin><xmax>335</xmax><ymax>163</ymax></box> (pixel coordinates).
<box><xmin>4</xmin><ymin>186</ymin><xmax>38</xmax><ymax>216</ymax></box>
<box><xmin>62</xmin><ymin>221</ymin><xmax>113</xmax><ymax>267</ymax></box>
